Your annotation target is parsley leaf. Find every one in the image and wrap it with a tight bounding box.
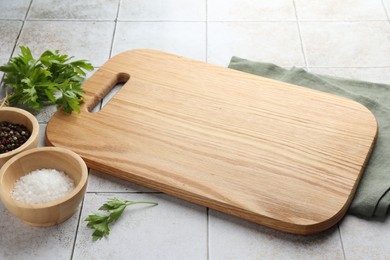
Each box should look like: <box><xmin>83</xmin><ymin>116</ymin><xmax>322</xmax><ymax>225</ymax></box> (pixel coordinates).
<box><xmin>85</xmin><ymin>197</ymin><xmax>158</xmax><ymax>241</ymax></box>
<box><xmin>0</xmin><ymin>46</ymin><xmax>93</xmax><ymax>113</ymax></box>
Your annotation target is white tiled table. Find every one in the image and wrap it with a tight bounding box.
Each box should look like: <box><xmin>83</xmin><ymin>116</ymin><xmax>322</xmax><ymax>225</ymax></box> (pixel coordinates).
<box><xmin>1</xmin><ymin>1</ymin><xmax>390</xmax><ymax>259</ymax></box>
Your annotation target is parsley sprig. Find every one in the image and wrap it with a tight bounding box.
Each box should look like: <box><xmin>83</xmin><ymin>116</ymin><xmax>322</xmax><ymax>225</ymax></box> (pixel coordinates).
<box><xmin>85</xmin><ymin>197</ymin><xmax>158</xmax><ymax>241</ymax></box>
<box><xmin>0</xmin><ymin>46</ymin><xmax>93</xmax><ymax>113</ymax></box>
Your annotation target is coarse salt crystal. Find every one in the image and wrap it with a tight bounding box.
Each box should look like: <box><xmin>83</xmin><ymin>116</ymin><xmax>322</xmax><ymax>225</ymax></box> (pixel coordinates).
<box><xmin>11</xmin><ymin>168</ymin><xmax>75</xmax><ymax>204</ymax></box>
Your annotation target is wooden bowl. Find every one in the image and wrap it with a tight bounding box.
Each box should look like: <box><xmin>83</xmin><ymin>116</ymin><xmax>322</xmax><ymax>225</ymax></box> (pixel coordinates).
<box><xmin>0</xmin><ymin>107</ymin><xmax>39</xmax><ymax>167</ymax></box>
<box><xmin>0</xmin><ymin>147</ymin><xmax>88</xmax><ymax>226</ymax></box>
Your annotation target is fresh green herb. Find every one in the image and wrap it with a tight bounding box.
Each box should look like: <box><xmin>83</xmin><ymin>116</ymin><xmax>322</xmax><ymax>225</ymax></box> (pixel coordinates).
<box><xmin>0</xmin><ymin>46</ymin><xmax>94</xmax><ymax>113</ymax></box>
<box><xmin>85</xmin><ymin>197</ymin><xmax>158</xmax><ymax>241</ymax></box>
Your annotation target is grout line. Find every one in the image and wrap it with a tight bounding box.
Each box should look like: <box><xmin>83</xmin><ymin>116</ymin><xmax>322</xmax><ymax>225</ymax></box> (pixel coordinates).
<box><xmin>338</xmin><ymin>224</ymin><xmax>348</xmax><ymax>260</ymax></box>
<box><xmin>8</xmin><ymin>0</ymin><xmax>33</xmax><ymax>58</ymax></box>
<box><xmin>12</xmin><ymin>19</ymin><xmax>293</xmax><ymax>23</ymax></box>
<box><xmin>3</xmin><ymin>18</ymin><xmax>389</xmax><ymax>23</ymax></box>
<box><xmin>6</xmin><ymin>18</ymin><xmax>389</xmax><ymax>23</ymax></box>
<box><xmin>0</xmin><ymin>18</ymin><xmax>25</xmax><ymax>21</ymax></box>
<box><xmin>381</xmin><ymin>0</ymin><xmax>390</xmax><ymax>23</ymax></box>
<box><xmin>109</xmin><ymin>0</ymin><xmax>121</xmax><ymax>58</ymax></box>
<box><xmin>292</xmin><ymin>0</ymin><xmax>308</xmax><ymax>69</ymax></box>
<box><xmin>70</xmin><ymin>195</ymin><xmax>86</xmax><ymax>260</ymax></box>
<box><xmin>94</xmin><ymin>0</ymin><xmax>122</xmax><ymax>112</ymax></box>
<box><xmin>97</xmin><ymin>0</ymin><xmax>122</xmax><ymax>112</ymax></box>
<box><xmin>1</xmin><ymin>0</ymin><xmax>32</xmax><ymax>86</ymax></box>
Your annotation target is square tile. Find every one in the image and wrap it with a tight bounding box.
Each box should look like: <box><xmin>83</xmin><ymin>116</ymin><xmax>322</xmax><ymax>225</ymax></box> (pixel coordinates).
<box><xmin>209</xmin><ymin>210</ymin><xmax>344</xmax><ymax>260</ymax></box>
<box><xmin>87</xmin><ymin>169</ymin><xmax>157</xmax><ymax>192</ymax></box>
<box><xmin>72</xmin><ymin>193</ymin><xmax>207</xmax><ymax>259</ymax></box>
<box><xmin>28</xmin><ymin>0</ymin><xmax>119</xmax><ymax>20</ymax></box>
<box><xmin>119</xmin><ymin>0</ymin><xmax>206</xmax><ymax>21</ymax></box>
<box><xmin>308</xmin><ymin>68</ymin><xmax>390</xmax><ymax>85</ymax></box>
<box><xmin>295</xmin><ymin>0</ymin><xmax>388</xmax><ymax>21</ymax></box>
<box><xmin>113</xmin><ymin>22</ymin><xmax>206</xmax><ymax>61</ymax></box>
<box><xmin>0</xmin><ymin>20</ymin><xmax>20</xmax><ymax>100</ymax></box>
<box><xmin>300</xmin><ymin>21</ymin><xmax>390</xmax><ymax>67</ymax></box>
<box><xmin>0</xmin><ymin>202</ymin><xmax>80</xmax><ymax>260</ymax></box>
<box><xmin>208</xmin><ymin>0</ymin><xmax>296</xmax><ymax>21</ymax></box>
<box><xmin>0</xmin><ymin>0</ymin><xmax>30</xmax><ymax>20</ymax></box>
<box><xmin>339</xmin><ymin>215</ymin><xmax>390</xmax><ymax>259</ymax></box>
<box><xmin>16</xmin><ymin>21</ymin><xmax>114</xmax><ymax>67</ymax></box>
<box><xmin>207</xmin><ymin>22</ymin><xmax>305</xmax><ymax>66</ymax></box>
<box><xmin>0</xmin><ymin>21</ymin><xmax>22</xmax><ymax>66</ymax></box>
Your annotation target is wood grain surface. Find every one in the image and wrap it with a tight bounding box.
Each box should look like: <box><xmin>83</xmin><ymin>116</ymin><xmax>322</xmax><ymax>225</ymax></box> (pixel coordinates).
<box><xmin>46</xmin><ymin>49</ymin><xmax>377</xmax><ymax>234</ymax></box>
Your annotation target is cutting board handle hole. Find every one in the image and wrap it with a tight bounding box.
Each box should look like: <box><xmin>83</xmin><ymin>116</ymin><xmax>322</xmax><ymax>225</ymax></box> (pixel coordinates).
<box><xmin>89</xmin><ymin>72</ymin><xmax>130</xmax><ymax>112</ymax></box>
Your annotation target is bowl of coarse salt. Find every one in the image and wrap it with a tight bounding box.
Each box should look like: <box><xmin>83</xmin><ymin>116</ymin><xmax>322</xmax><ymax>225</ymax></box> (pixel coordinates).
<box><xmin>0</xmin><ymin>107</ymin><xmax>40</xmax><ymax>167</ymax></box>
<box><xmin>0</xmin><ymin>146</ymin><xmax>88</xmax><ymax>226</ymax></box>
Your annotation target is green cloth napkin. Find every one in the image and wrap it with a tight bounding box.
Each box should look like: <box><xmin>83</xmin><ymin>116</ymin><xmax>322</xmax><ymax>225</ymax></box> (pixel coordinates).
<box><xmin>229</xmin><ymin>57</ymin><xmax>390</xmax><ymax>218</ymax></box>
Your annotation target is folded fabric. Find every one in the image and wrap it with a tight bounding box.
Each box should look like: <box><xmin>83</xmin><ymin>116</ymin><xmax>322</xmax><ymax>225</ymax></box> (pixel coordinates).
<box><xmin>228</xmin><ymin>57</ymin><xmax>390</xmax><ymax>218</ymax></box>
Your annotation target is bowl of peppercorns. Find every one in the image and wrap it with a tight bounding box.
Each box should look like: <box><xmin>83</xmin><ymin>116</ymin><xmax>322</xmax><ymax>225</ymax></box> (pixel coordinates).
<box><xmin>0</xmin><ymin>107</ymin><xmax>39</xmax><ymax>167</ymax></box>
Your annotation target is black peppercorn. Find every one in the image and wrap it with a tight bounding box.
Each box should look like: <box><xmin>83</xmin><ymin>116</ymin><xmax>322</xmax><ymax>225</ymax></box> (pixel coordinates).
<box><xmin>0</xmin><ymin>121</ymin><xmax>31</xmax><ymax>154</ymax></box>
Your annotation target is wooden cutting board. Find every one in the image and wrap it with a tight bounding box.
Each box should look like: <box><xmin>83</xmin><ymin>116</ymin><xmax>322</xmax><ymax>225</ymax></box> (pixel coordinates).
<box><xmin>46</xmin><ymin>49</ymin><xmax>377</xmax><ymax>234</ymax></box>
